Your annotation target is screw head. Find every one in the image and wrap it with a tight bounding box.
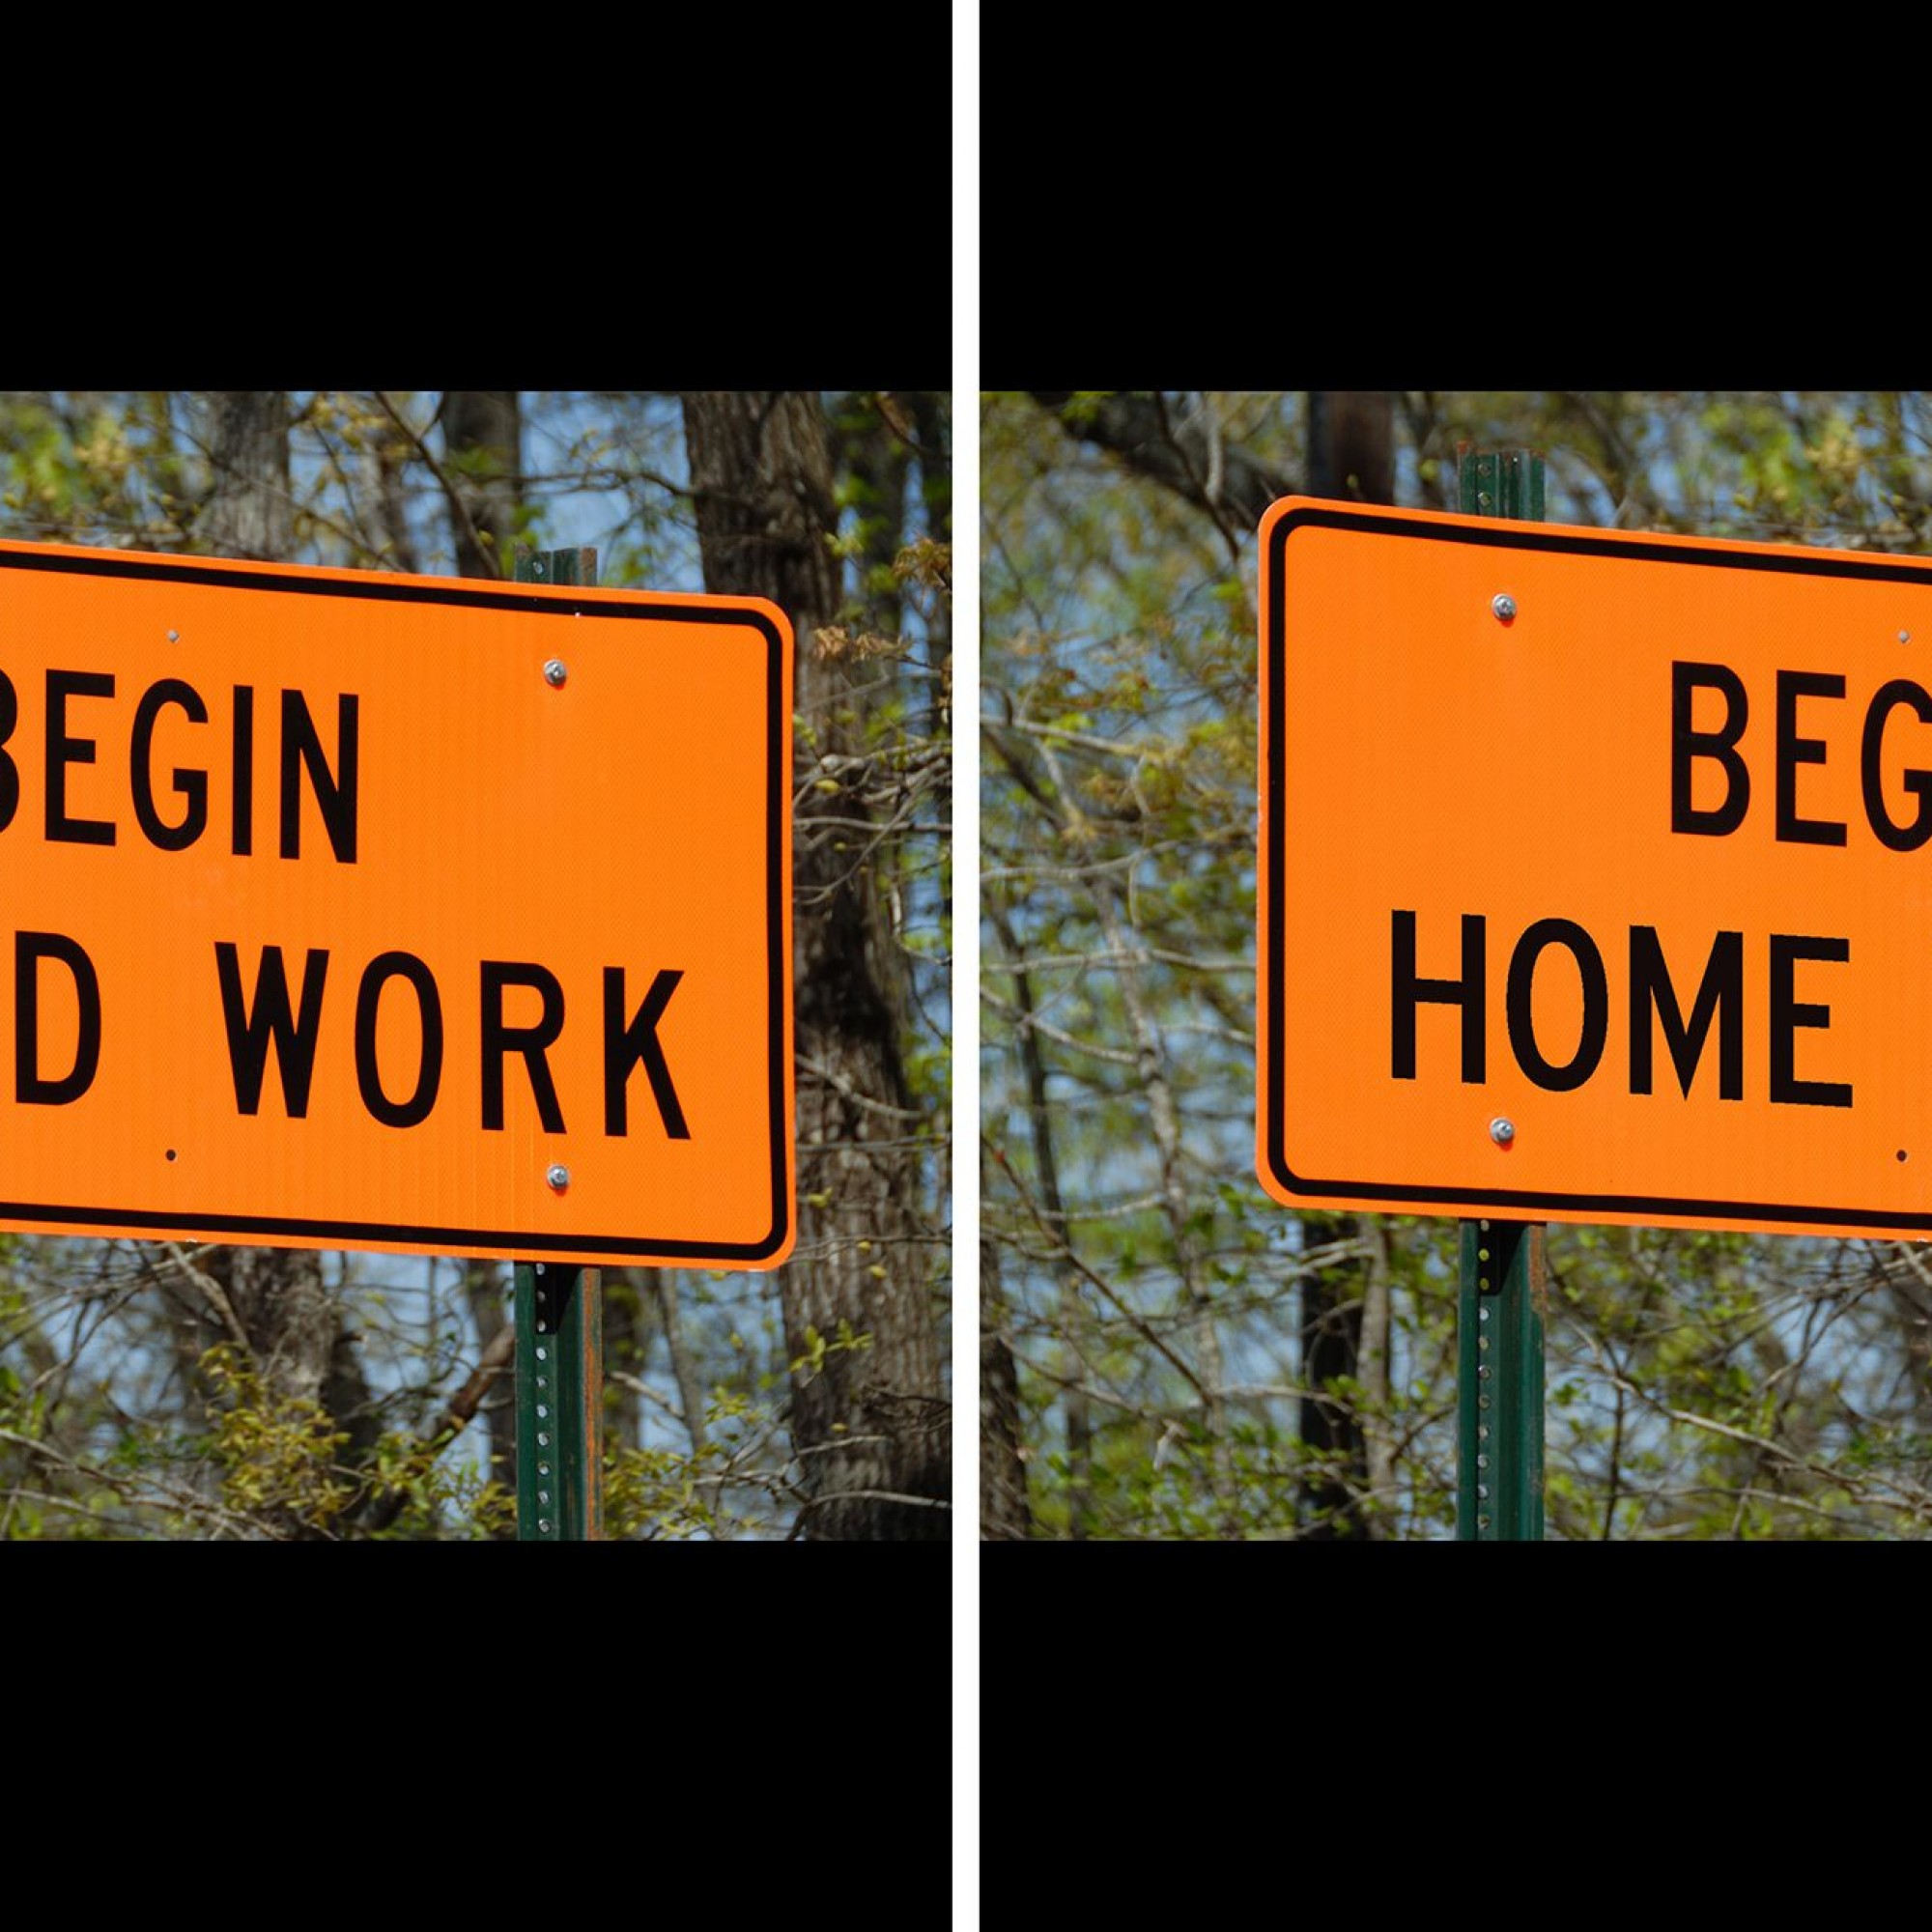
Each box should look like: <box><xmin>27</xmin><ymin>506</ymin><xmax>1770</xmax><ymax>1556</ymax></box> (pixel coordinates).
<box><xmin>543</xmin><ymin>659</ymin><xmax>568</xmax><ymax>687</ymax></box>
<box><xmin>546</xmin><ymin>1163</ymin><xmax>571</xmax><ymax>1190</ymax></box>
<box><xmin>1490</xmin><ymin>1117</ymin><xmax>1516</xmax><ymax>1146</ymax></box>
<box><xmin>166</xmin><ymin>629</ymin><xmax>180</xmax><ymax>642</ymax></box>
<box><xmin>1492</xmin><ymin>593</ymin><xmax>1518</xmax><ymax>623</ymax></box>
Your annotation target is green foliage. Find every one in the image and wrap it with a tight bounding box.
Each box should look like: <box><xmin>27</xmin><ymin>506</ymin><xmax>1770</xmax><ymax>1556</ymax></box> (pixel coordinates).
<box><xmin>791</xmin><ymin>1321</ymin><xmax>873</xmax><ymax>1378</ymax></box>
<box><xmin>355</xmin><ymin>1433</ymin><xmax>518</xmax><ymax>1542</ymax></box>
<box><xmin>986</xmin><ymin>390</ymin><xmax>1932</xmax><ymax>1540</ymax></box>
<box><xmin>200</xmin><ymin>1344</ymin><xmax>355</xmax><ymax>1534</ymax></box>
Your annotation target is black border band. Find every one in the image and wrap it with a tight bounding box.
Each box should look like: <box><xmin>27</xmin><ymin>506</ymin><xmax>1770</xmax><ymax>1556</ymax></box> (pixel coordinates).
<box><xmin>0</xmin><ymin>546</ymin><xmax>791</xmax><ymax>1264</ymax></box>
<box><xmin>1262</xmin><ymin>499</ymin><xmax>1932</xmax><ymax>1235</ymax></box>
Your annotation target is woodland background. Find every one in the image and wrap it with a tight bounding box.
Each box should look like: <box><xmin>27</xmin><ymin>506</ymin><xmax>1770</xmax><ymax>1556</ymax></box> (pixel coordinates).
<box><xmin>980</xmin><ymin>389</ymin><xmax>1932</xmax><ymax>1540</ymax></box>
<box><xmin>17</xmin><ymin>385</ymin><xmax>1932</xmax><ymax>1545</ymax></box>
<box><xmin>0</xmin><ymin>389</ymin><xmax>952</xmax><ymax>1542</ymax></box>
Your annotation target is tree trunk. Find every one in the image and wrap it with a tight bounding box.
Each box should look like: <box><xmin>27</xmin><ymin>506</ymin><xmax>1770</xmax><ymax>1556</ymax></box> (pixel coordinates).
<box><xmin>440</xmin><ymin>390</ymin><xmax>521</xmax><ymax>580</ymax></box>
<box><xmin>190</xmin><ymin>389</ymin><xmax>373</xmax><ymax>1537</ymax></box>
<box><xmin>679</xmin><ymin>391</ymin><xmax>949</xmax><ymax>1540</ymax></box>
<box><xmin>1294</xmin><ymin>391</ymin><xmax>1395</xmax><ymax>1537</ymax></box>
<box><xmin>201</xmin><ymin>392</ymin><xmax>292</xmax><ymax>558</ymax></box>
<box><xmin>980</xmin><ymin>1226</ymin><xmax>1031</xmax><ymax>1539</ymax></box>
<box><xmin>1306</xmin><ymin>391</ymin><xmax>1394</xmax><ymax>504</ymax></box>
<box><xmin>1026</xmin><ymin>391</ymin><xmax>1290</xmax><ymax>535</ymax></box>
<box><xmin>364</xmin><ymin>406</ymin><xmax>423</xmax><ymax>574</ymax></box>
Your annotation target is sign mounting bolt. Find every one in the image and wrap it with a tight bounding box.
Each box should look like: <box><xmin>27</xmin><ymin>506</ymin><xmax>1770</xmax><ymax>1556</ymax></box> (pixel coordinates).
<box><xmin>1492</xmin><ymin>594</ymin><xmax>1518</xmax><ymax>623</ymax></box>
<box><xmin>1490</xmin><ymin>1117</ymin><xmax>1516</xmax><ymax>1146</ymax></box>
<box><xmin>543</xmin><ymin>659</ymin><xmax>568</xmax><ymax>687</ymax></box>
<box><xmin>546</xmin><ymin>1163</ymin><xmax>571</xmax><ymax>1191</ymax></box>
<box><xmin>166</xmin><ymin>629</ymin><xmax>180</xmax><ymax>642</ymax></box>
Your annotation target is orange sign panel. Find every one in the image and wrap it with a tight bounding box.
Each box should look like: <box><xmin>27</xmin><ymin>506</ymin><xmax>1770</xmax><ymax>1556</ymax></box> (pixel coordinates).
<box><xmin>0</xmin><ymin>536</ymin><xmax>793</xmax><ymax>1266</ymax></box>
<box><xmin>1259</xmin><ymin>496</ymin><xmax>1932</xmax><ymax>1241</ymax></box>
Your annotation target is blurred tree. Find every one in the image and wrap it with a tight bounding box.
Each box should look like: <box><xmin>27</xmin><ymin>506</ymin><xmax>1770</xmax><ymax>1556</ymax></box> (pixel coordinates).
<box><xmin>982</xmin><ymin>388</ymin><xmax>1932</xmax><ymax>1540</ymax></box>
<box><xmin>681</xmin><ymin>390</ymin><xmax>951</xmax><ymax>1540</ymax></box>
<box><xmin>440</xmin><ymin>390</ymin><xmax>522</xmax><ymax>579</ymax></box>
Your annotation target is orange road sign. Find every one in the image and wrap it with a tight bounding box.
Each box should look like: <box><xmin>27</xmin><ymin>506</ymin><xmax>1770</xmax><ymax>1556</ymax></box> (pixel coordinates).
<box><xmin>0</xmin><ymin>536</ymin><xmax>793</xmax><ymax>1267</ymax></box>
<box><xmin>1258</xmin><ymin>495</ymin><xmax>1932</xmax><ymax>1242</ymax></box>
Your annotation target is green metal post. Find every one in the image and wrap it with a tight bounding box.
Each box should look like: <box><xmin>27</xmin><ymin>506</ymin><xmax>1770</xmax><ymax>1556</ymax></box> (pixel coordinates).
<box><xmin>1457</xmin><ymin>1220</ymin><xmax>1545</xmax><ymax>1539</ymax></box>
<box><xmin>513</xmin><ymin>546</ymin><xmax>604</xmax><ymax>1542</ymax></box>
<box><xmin>1456</xmin><ymin>449</ymin><xmax>1547</xmax><ymax>1542</ymax></box>
<box><xmin>514</xmin><ymin>1259</ymin><xmax>603</xmax><ymax>1540</ymax></box>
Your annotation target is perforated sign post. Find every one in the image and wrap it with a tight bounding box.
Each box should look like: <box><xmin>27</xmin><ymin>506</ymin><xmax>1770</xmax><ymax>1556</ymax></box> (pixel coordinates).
<box><xmin>1258</xmin><ymin>494</ymin><xmax>1932</xmax><ymax>1247</ymax></box>
<box><xmin>0</xmin><ymin>535</ymin><xmax>795</xmax><ymax>1271</ymax></box>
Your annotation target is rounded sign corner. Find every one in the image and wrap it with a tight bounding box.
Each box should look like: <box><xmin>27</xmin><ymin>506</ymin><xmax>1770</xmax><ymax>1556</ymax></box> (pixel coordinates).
<box><xmin>1255</xmin><ymin>1152</ymin><xmax>1291</xmax><ymax>1210</ymax></box>
<box><xmin>1258</xmin><ymin>495</ymin><xmax>1319</xmax><ymax>544</ymax></box>
<box><xmin>747</xmin><ymin>1210</ymin><xmax>797</xmax><ymax>1271</ymax></box>
<box><xmin>744</xmin><ymin>594</ymin><xmax>794</xmax><ymax>649</ymax></box>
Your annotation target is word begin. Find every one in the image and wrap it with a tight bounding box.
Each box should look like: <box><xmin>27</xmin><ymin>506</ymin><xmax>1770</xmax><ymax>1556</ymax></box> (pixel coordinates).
<box><xmin>0</xmin><ymin>668</ymin><xmax>357</xmax><ymax>860</ymax></box>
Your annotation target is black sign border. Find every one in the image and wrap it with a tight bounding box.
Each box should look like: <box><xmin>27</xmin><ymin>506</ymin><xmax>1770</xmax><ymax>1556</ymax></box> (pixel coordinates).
<box><xmin>0</xmin><ymin>542</ymin><xmax>792</xmax><ymax>1264</ymax></box>
<box><xmin>1262</xmin><ymin>497</ymin><xmax>1932</xmax><ymax>1236</ymax></box>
